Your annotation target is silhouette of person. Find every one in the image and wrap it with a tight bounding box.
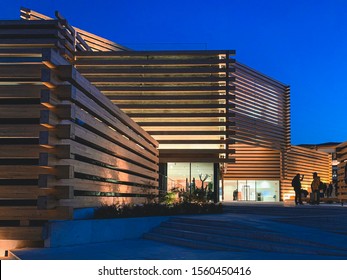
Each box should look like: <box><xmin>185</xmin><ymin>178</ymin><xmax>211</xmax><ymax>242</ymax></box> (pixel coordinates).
<box><xmin>233</xmin><ymin>189</ymin><xmax>238</xmax><ymax>201</ymax></box>
<box><xmin>334</xmin><ymin>182</ymin><xmax>339</xmax><ymax>197</ymax></box>
<box><xmin>292</xmin><ymin>173</ymin><xmax>304</xmax><ymax>205</ymax></box>
<box><xmin>311</xmin><ymin>172</ymin><xmax>321</xmax><ymax>205</ymax></box>
<box><xmin>327</xmin><ymin>182</ymin><xmax>333</xmax><ymax>197</ymax></box>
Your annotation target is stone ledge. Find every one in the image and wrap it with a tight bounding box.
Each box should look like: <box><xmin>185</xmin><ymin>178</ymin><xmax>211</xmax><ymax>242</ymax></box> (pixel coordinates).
<box><xmin>43</xmin><ymin>216</ymin><xmax>171</xmax><ymax>248</ymax></box>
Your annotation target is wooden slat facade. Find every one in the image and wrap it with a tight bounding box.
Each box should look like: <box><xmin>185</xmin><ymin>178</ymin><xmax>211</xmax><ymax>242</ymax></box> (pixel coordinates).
<box><xmin>20</xmin><ymin>7</ymin><xmax>129</xmax><ymax>52</ymax></box>
<box><xmin>73</xmin><ymin>46</ymin><xmax>330</xmax><ymax>202</ymax></box>
<box><xmin>17</xmin><ymin>8</ymin><xmax>333</xmax><ymax>196</ymax></box>
<box><xmin>336</xmin><ymin>141</ymin><xmax>347</xmax><ymax>202</ymax></box>
<box><xmin>232</xmin><ymin>62</ymin><xmax>291</xmax><ymax>151</ymax></box>
<box><xmin>0</xmin><ymin>7</ymin><xmax>335</xmax><ymax>253</ymax></box>
<box><xmin>74</xmin><ymin>50</ymin><xmax>236</xmax><ymax>163</ymax></box>
<box><xmin>223</xmin><ymin>63</ymin><xmax>291</xmax><ymax>200</ymax></box>
<box><xmin>282</xmin><ymin>145</ymin><xmax>332</xmax><ymax>199</ymax></box>
<box><xmin>0</xmin><ymin>18</ymin><xmax>159</xmax><ymax>252</ymax></box>
<box><xmin>224</xmin><ymin>144</ymin><xmax>282</xmax><ymax>180</ymax></box>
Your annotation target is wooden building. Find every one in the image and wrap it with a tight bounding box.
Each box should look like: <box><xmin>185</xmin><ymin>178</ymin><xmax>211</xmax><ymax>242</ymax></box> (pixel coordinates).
<box><xmin>17</xmin><ymin>8</ymin><xmax>332</xmax><ymax>203</ymax></box>
<box><xmin>282</xmin><ymin>145</ymin><xmax>332</xmax><ymax>199</ymax></box>
<box><xmin>0</xmin><ymin>10</ymin><xmax>158</xmax><ymax>254</ymax></box>
<box><xmin>0</xmin><ymin>8</ymin><xmax>333</xmax><ymax>253</ymax></box>
<box><xmin>223</xmin><ymin>63</ymin><xmax>290</xmax><ymax>201</ymax></box>
<box><xmin>298</xmin><ymin>142</ymin><xmax>340</xmax><ymax>183</ymax></box>
<box><xmin>336</xmin><ymin>141</ymin><xmax>347</xmax><ymax>203</ymax></box>
<box><xmin>72</xmin><ymin>51</ymin><xmax>298</xmax><ymax>202</ymax></box>
<box><xmin>73</xmin><ymin>50</ymin><xmax>235</xmax><ymax>200</ymax></box>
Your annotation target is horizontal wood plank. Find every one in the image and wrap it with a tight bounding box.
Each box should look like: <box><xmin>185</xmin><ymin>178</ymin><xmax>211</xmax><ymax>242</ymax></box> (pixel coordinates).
<box><xmin>0</xmin><ymin>227</ymin><xmax>42</xmax><ymax>240</ymax></box>
<box><xmin>0</xmin><ymin>206</ymin><xmax>73</xmax><ymax>220</ymax></box>
<box><xmin>0</xmin><ymin>125</ymin><xmax>45</xmax><ymax>137</ymax></box>
<box><xmin>0</xmin><ymin>185</ymin><xmax>72</xmax><ymax>199</ymax></box>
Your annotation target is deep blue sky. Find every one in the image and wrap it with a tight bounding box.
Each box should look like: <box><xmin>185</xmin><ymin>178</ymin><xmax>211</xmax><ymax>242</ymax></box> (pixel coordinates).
<box><xmin>1</xmin><ymin>0</ymin><xmax>346</xmax><ymax>145</ymax></box>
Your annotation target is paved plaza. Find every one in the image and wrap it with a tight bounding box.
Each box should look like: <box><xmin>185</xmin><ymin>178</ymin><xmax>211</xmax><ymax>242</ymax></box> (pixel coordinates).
<box><xmin>9</xmin><ymin>202</ymin><xmax>347</xmax><ymax>260</ymax></box>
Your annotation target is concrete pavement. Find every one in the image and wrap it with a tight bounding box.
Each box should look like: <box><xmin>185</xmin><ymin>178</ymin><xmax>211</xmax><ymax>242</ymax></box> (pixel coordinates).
<box><xmin>8</xmin><ymin>202</ymin><xmax>347</xmax><ymax>260</ymax></box>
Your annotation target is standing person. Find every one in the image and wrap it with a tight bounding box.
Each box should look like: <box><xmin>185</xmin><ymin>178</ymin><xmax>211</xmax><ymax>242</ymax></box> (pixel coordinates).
<box><xmin>322</xmin><ymin>183</ymin><xmax>327</xmax><ymax>198</ymax></box>
<box><xmin>292</xmin><ymin>173</ymin><xmax>304</xmax><ymax>205</ymax></box>
<box><xmin>327</xmin><ymin>182</ymin><xmax>333</xmax><ymax>197</ymax></box>
<box><xmin>233</xmin><ymin>189</ymin><xmax>238</xmax><ymax>201</ymax></box>
<box><xmin>334</xmin><ymin>182</ymin><xmax>339</xmax><ymax>197</ymax></box>
<box><xmin>311</xmin><ymin>172</ymin><xmax>321</xmax><ymax>205</ymax></box>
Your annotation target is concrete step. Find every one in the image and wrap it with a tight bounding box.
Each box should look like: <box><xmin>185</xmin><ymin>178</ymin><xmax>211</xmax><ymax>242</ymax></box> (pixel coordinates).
<box><xmin>222</xmin><ymin>205</ymin><xmax>347</xmax><ymax>217</ymax></box>
<box><xmin>144</xmin><ymin>217</ymin><xmax>347</xmax><ymax>257</ymax></box>
<box><xmin>147</xmin><ymin>227</ymin><xmax>347</xmax><ymax>256</ymax></box>
<box><xmin>158</xmin><ymin>221</ymin><xmax>334</xmax><ymax>249</ymax></box>
<box><xmin>167</xmin><ymin>217</ymin><xmax>347</xmax><ymax>251</ymax></box>
<box><xmin>168</xmin><ymin>217</ymin><xmax>265</xmax><ymax>231</ymax></box>
<box><xmin>142</xmin><ymin>232</ymin><xmax>253</xmax><ymax>252</ymax></box>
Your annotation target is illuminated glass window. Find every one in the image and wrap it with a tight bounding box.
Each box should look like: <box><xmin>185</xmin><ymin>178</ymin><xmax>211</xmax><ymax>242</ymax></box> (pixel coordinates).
<box><xmin>167</xmin><ymin>162</ymin><xmax>214</xmax><ymax>192</ymax></box>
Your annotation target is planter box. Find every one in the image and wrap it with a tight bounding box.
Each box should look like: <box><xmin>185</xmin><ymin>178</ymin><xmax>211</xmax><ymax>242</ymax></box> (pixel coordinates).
<box><xmin>43</xmin><ymin>216</ymin><xmax>170</xmax><ymax>248</ymax></box>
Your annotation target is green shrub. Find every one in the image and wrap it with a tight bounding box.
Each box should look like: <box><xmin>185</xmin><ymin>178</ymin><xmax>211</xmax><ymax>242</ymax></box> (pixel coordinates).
<box><xmin>163</xmin><ymin>192</ymin><xmax>177</xmax><ymax>205</ymax></box>
<box><xmin>94</xmin><ymin>202</ymin><xmax>223</xmax><ymax>219</ymax></box>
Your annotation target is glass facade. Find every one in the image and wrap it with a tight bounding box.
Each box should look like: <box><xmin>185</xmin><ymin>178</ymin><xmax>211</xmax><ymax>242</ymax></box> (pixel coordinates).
<box><xmin>223</xmin><ymin>180</ymin><xmax>280</xmax><ymax>202</ymax></box>
<box><xmin>167</xmin><ymin>162</ymin><xmax>214</xmax><ymax>192</ymax></box>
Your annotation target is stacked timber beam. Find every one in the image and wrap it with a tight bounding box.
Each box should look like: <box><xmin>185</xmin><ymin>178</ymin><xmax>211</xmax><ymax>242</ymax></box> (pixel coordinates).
<box><xmin>40</xmin><ymin>49</ymin><xmax>159</xmax><ymax>207</ymax></box>
<box><xmin>224</xmin><ymin>144</ymin><xmax>282</xmax><ymax>180</ymax></box>
<box><xmin>20</xmin><ymin>7</ymin><xmax>129</xmax><ymax>52</ymax></box>
<box><xmin>19</xmin><ymin>7</ymin><xmax>92</xmax><ymax>55</ymax></box>
<box><xmin>0</xmin><ymin>16</ymin><xmax>75</xmax><ymax>252</ymax></box>
<box><xmin>74</xmin><ymin>50</ymin><xmax>236</xmax><ymax>163</ymax></box>
<box><xmin>3</xmin><ymin>7</ymin><xmax>333</xmax><ymax>208</ymax></box>
<box><xmin>336</xmin><ymin>141</ymin><xmax>347</xmax><ymax>203</ymax></box>
<box><xmin>224</xmin><ymin>63</ymin><xmax>290</xmax><ymax>189</ymax></box>
<box><xmin>231</xmin><ymin>62</ymin><xmax>290</xmax><ymax>151</ymax></box>
<box><xmin>0</xmin><ymin>20</ymin><xmax>158</xmax><ymax>253</ymax></box>
<box><xmin>282</xmin><ymin>145</ymin><xmax>332</xmax><ymax>199</ymax></box>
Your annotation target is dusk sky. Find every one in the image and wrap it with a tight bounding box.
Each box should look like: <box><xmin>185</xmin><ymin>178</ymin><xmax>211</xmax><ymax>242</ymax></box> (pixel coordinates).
<box><xmin>1</xmin><ymin>0</ymin><xmax>346</xmax><ymax>145</ymax></box>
